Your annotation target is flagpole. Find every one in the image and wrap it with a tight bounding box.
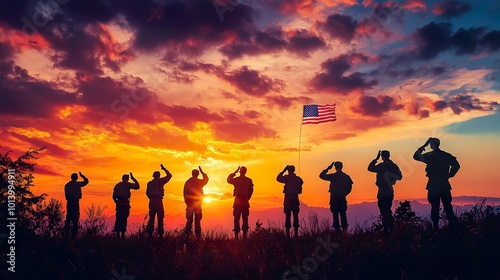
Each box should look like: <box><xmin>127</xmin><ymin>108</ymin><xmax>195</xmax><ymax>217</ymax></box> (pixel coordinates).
<box><xmin>298</xmin><ymin>112</ymin><xmax>303</xmax><ymax>173</ymax></box>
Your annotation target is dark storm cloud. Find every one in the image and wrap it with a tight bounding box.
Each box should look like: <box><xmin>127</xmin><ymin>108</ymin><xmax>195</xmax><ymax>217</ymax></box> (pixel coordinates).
<box><xmin>265</xmin><ymin>95</ymin><xmax>314</xmax><ymax>110</ymax></box>
<box><xmin>479</xmin><ymin>30</ymin><xmax>500</xmax><ymax>53</ymax></box>
<box><xmin>220</xmin><ymin>66</ymin><xmax>285</xmax><ymax>97</ymax></box>
<box><xmin>79</xmin><ymin>76</ymin><xmax>140</xmax><ymax>108</ymax></box>
<box><xmin>310</xmin><ymin>55</ymin><xmax>378</xmax><ymax>94</ymax></box>
<box><xmin>351</xmin><ymin>95</ymin><xmax>403</xmax><ymax>117</ymax></box>
<box><xmin>434</xmin><ymin>94</ymin><xmax>499</xmax><ymax>115</ymax></box>
<box><xmin>127</xmin><ymin>0</ymin><xmax>256</xmax><ymax>52</ymax></box>
<box><xmin>319</xmin><ymin>14</ymin><xmax>358</xmax><ymax>43</ymax></box>
<box><xmin>0</xmin><ymin>0</ymin><xmax>32</xmax><ymax>30</ymax></box>
<box><xmin>0</xmin><ymin>61</ymin><xmax>77</xmax><ymax>118</ymax></box>
<box><xmin>286</xmin><ymin>29</ymin><xmax>326</xmax><ymax>56</ymax></box>
<box><xmin>0</xmin><ymin>42</ymin><xmax>14</xmax><ymax>61</ymax></box>
<box><xmin>220</xmin><ymin>27</ymin><xmax>325</xmax><ymax>59</ymax></box>
<box><xmin>432</xmin><ymin>0</ymin><xmax>472</xmax><ymax>19</ymax></box>
<box><xmin>414</xmin><ymin>22</ymin><xmax>453</xmax><ymax>60</ymax></box>
<box><xmin>413</xmin><ymin>22</ymin><xmax>500</xmax><ymax>59</ymax></box>
<box><xmin>46</xmin><ymin>22</ymin><xmax>134</xmax><ymax>74</ymax></box>
<box><xmin>219</xmin><ymin>28</ymin><xmax>287</xmax><ymax>59</ymax></box>
<box><xmin>376</xmin><ymin>22</ymin><xmax>500</xmax><ymax>73</ymax></box>
<box><xmin>451</xmin><ymin>27</ymin><xmax>485</xmax><ymax>55</ymax></box>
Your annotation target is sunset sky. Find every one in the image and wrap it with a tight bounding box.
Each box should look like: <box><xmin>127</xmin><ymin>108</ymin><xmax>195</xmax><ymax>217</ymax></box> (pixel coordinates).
<box><xmin>1</xmin><ymin>0</ymin><xmax>499</xmax><ymax>218</ymax></box>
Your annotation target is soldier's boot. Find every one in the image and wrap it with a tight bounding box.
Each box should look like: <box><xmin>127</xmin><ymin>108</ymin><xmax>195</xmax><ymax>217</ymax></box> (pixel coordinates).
<box><xmin>432</xmin><ymin>221</ymin><xmax>439</xmax><ymax>232</ymax></box>
<box><xmin>243</xmin><ymin>231</ymin><xmax>248</xmax><ymax>239</ymax></box>
<box><xmin>234</xmin><ymin>232</ymin><xmax>239</xmax><ymax>241</ymax></box>
<box><xmin>294</xmin><ymin>228</ymin><xmax>299</xmax><ymax>238</ymax></box>
<box><xmin>285</xmin><ymin>228</ymin><xmax>290</xmax><ymax>238</ymax></box>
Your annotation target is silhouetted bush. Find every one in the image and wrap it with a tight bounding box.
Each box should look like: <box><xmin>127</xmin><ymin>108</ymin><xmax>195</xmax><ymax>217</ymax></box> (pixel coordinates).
<box><xmin>81</xmin><ymin>203</ymin><xmax>108</xmax><ymax>237</ymax></box>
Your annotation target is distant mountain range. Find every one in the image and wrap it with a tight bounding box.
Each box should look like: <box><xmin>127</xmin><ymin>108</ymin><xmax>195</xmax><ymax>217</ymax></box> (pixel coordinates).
<box><xmin>103</xmin><ymin>196</ymin><xmax>500</xmax><ymax>234</ymax></box>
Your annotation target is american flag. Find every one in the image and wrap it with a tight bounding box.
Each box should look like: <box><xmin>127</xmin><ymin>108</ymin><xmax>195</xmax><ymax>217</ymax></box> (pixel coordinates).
<box><xmin>302</xmin><ymin>104</ymin><xmax>336</xmax><ymax>124</ymax></box>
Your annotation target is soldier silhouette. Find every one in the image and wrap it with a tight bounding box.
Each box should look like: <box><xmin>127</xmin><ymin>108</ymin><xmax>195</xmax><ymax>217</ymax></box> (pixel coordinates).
<box><xmin>112</xmin><ymin>173</ymin><xmax>140</xmax><ymax>238</ymax></box>
<box><xmin>227</xmin><ymin>166</ymin><xmax>254</xmax><ymax>240</ymax></box>
<box><xmin>146</xmin><ymin>164</ymin><xmax>172</xmax><ymax>238</ymax></box>
<box><xmin>183</xmin><ymin>166</ymin><xmax>208</xmax><ymax>241</ymax></box>
<box><xmin>320</xmin><ymin>162</ymin><xmax>353</xmax><ymax>233</ymax></box>
<box><xmin>64</xmin><ymin>172</ymin><xmax>89</xmax><ymax>237</ymax></box>
<box><xmin>276</xmin><ymin>165</ymin><xmax>303</xmax><ymax>238</ymax></box>
<box><xmin>368</xmin><ymin>150</ymin><xmax>403</xmax><ymax>233</ymax></box>
<box><xmin>413</xmin><ymin>137</ymin><xmax>460</xmax><ymax>231</ymax></box>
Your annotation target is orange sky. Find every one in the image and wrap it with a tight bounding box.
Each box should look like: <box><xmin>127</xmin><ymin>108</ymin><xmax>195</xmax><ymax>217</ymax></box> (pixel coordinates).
<box><xmin>1</xmin><ymin>0</ymin><xmax>500</xmax><ymax>218</ymax></box>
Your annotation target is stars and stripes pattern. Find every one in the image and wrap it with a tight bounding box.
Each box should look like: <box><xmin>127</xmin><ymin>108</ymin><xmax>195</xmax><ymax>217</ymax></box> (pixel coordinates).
<box><xmin>302</xmin><ymin>104</ymin><xmax>336</xmax><ymax>124</ymax></box>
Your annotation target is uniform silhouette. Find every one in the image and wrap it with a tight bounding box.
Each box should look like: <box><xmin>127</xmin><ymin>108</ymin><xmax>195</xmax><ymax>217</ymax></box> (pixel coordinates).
<box><xmin>413</xmin><ymin>137</ymin><xmax>460</xmax><ymax>230</ymax></box>
<box><xmin>276</xmin><ymin>165</ymin><xmax>303</xmax><ymax>238</ymax></box>
<box><xmin>146</xmin><ymin>164</ymin><xmax>172</xmax><ymax>238</ymax></box>
<box><xmin>227</xmin><ymin>166</ymin><xmax>254</xmax><ymax>240</ymax></box>
<box><xmin>320</xmin><ymin>162</ymin><xmax>353</xmax><ymax>233</ymax></box>
<box><xmin>368</xmin><ymin>150</ymin><xmax>403</xmax><ymax>233</ymax></box>
<box><xmin>183</xmin><ymin>166</ymin><xmax>209</xmax><ymax>241</ymax></box>
<box><xmin>64</xmin><ymin>172</ymin><xmax>89</xmax><ymax>237</ymax></box>
<box><xmin>112</xmin><ymin>173</ymin><xmax>140</xmax><ymax>238</ymax></box>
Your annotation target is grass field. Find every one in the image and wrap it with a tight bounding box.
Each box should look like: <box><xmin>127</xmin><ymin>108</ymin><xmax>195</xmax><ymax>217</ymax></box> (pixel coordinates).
<box><xmin>5</xmin><ymin>201</ymin><xmax>500</xmax><ymax>280</ymax></box>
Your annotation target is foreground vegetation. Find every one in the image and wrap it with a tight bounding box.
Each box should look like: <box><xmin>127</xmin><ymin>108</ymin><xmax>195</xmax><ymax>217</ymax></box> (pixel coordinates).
<box><xmin>2</xmin><ymin>148</ymin><xmax>499</xmax><ymax>279</ymax></box>
<box><xmin>2</xmin><ymin>200</ymin><xmax>499</xmax><ymax>280</ymax></box>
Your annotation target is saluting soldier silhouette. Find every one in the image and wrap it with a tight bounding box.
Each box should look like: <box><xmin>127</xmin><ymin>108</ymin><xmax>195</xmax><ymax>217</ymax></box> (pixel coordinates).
<box><xmin>112</xmin><ymin>172</ymin><xmax>140</xmax><ymax>238</ymax></box>
<box><xmin>146</xmin><ymin>164</ymin><xmax>172</xmax><ymax>238</ymax></box>
<box><xmin>320</xmin><ymin>161</ymin><xmax>353</xmax><ymax>233</ymax></box>
<box><xmin>64</xmin><ymin>172</ymin><xmax>89</xmax><ymax>237</ymax></box>
<box><xmin>227</xmin><ymin>166</ymin><xmax>254</xmax><ymax>240</ymax></box>
<box><xmin>183</xmin><ymin>166</ymin><xmax>208</xmax><ymax>241</ymax></box>
<box><xmin>276</xmin><ymin>165</ymin><xmax>303</xmax><ymax>238</ymax></box>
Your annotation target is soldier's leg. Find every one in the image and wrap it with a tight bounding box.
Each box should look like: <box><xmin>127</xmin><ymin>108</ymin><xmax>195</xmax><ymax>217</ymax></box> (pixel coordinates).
<box><xmin>158</xmin><ymin>201</ymin><xmax>165</xmax><ymax>237</ymax></box>
<box><xmin>70</xmin><ymin>201</ymin><xmax>80</xmax><ymax>236</ymax></box>
<box><xmin>427</xmin><ymin>190</ymin><xmax>441</xmax><ymax>230</ymax></box>
<box><xmin>146</xmin><ymin>201</ymin><xmax>156</xmax><ymax>237</ymax></box>
<box><xmin>292</xmin><ymin>197</ymin><xmax>300</xmax><ymax>230</ymax></box>
<box><xmin>233</xmin><ymin>208</ymin><xmax>242</xmax><ymax>240</ymax></box>
<box><xmin>441</xmin><ymin>190</ymin><xmax>457</xmax><ymax>226</ymax></box>
<box><xmin>293</xmin><ymin>207</ymin><xmax>300</xmax><ymax>237</ymax></box>
<box><xmin>284</xmin><ymin>207</ymin><xmax>291</xmax><ymax>237</ymax></box>
<box><xmin>194</xmin><ymin>208</ymin><xmax>202</xmax><ymax>239</ymax></box>
<box><xmin>292</xmin><ymin>209</ymin><xmax>300</xmax><ymax>229</ymax></box>
<box><xmin>114</xmin><ymin>204</ymin><xmax>122</xmax><ymax>234</ymax></box>
<box><xmin>284</xmin><ymin>206</ymin><xmax>292</xmax><ymax>230</ymax></box>
<box><xmin>330</xmin><ymin>205</ymin><xmax>340</xmax><ymax>231</ymax></box>
<box><xmin>116</xmin><ymin>203</ymin><xmax>128</xmax><ymax>233</ymax></box>
<box><xmin>123</xmin><ymin>205</ymin><xmax>130</xmax><ymax>234</ymax></box>
<box><xmin>64</xmin><ymin>201</ymin><xmax>72</xmax><ymax>235</ymax></box>
<box><xmin>114</xmin><ymin>207</ymin><xmax>120</xmax><ymax>234</ymax></box>
<box><xmin>185</xmin><ymin>207</ymin><xmax>194</xmax><ymax>235</ymax></box>
<box><xmin>378</xmin><ymin>196</ymin><xmax>393</xmax><ymax>231</ymax></box>
<box><xmin>242</xmin><ymin>208</ymin><xmax>249</xmax><ymax>238</ymax></box>
<box><xmin>340</xmin><ymin>198</ymin><xmax>348</xmax><ymax>230</ymax></box>
<box><xmin>233</xmin><ymin>208</ymin><xmax>241</xmax><ymax>233</ymax></box>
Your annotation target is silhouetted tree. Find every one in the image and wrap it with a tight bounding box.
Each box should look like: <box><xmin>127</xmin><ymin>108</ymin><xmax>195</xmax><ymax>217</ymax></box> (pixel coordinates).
<box><xmin>394</xmin><ymin>200</ymin><xmax>422</xmax><ymax>226</ymax></box>
<box><xmin>0</xmin><ymin>147</ymin><xmax>47</xmax><ymax>236</ymax></box>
